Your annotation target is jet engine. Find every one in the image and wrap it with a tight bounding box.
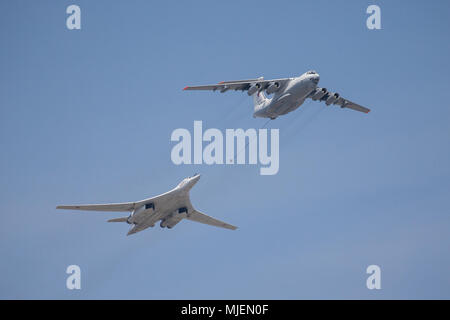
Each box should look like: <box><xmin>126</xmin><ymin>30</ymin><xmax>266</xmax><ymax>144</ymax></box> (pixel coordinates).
<box><xmin>311</xmin><ymin>88</ymin><xmax>327</xmax><ymax>101</ymax></box>
<box><xmin>127</xmin><ymin>206</ymin><xmax>145</xmax><ymax>224</ymax></box>
<box><xmin>220</xmin><ymin>86</ymin><xmax>229</xmax><ymax>93</ymax></box>
<box><xmin>325</xmin><ymin>93</ymin><xmax>339</xmax><ymax>105</ymax></box>
<box><xmin>247</xmin><ymin>83</ymin><xmax>261</xmax><ymax>96</ymax></box>
<box><xmin>265</xmin><ymin>82</ymin><xmax>280</xmax><ymax>95</ymax></box>
<box><xmin>160</xmin><ymin>219</ymin><xmax>168</xmax><ymax>228</ymax></box>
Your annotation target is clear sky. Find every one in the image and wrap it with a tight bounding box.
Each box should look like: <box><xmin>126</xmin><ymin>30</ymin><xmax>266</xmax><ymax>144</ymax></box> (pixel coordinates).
<box><xmin>1</xmin><ymin>0</ymin><xmax>449</xmax><ymax>299</ymax></box>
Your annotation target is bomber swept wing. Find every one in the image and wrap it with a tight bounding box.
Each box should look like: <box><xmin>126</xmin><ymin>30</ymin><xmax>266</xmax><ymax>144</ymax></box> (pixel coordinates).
<box><xmin>56</xmin><ymin>192</ymin><xmax>171</xmax><ymax>213</ymax></box>
<box><xmin>56</xmin><ymin>202</ymin><xmax>136</xmax><ymax>212</ymax></box>
<box><xmin>187</xmin><ymin>210</ymin><xmax>237</xmax><ymax>230</ymax></box>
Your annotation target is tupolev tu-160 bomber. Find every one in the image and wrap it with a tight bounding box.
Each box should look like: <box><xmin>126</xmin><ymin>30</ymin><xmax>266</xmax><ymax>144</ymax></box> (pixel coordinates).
<box><xmin>56</xmin><ymin>174</ymin><xmax>237</xmax><ymax>235</ymax></box>
<box><xmin>184</xmin><ymin>71</ymin><xmax>370</xmax><ymax>119</ymax></box>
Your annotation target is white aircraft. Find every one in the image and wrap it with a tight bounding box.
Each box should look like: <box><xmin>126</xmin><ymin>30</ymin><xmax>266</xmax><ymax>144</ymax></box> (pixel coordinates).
<box><xmin>56</xmin><ymin>174</ymin><xmax>237</xmax><ymax>235</ymax></box>
<box><xmin>184</xmin><ymin>71</ymin><xmax>370</xmax><ymax>119</ymax></box>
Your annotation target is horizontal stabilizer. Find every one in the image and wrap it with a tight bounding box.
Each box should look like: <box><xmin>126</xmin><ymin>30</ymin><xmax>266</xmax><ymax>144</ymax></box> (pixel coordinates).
<box><xmin>107</xmin><ymin>217</ymin><xmax>129</xmax><ymax>223</ymax></box>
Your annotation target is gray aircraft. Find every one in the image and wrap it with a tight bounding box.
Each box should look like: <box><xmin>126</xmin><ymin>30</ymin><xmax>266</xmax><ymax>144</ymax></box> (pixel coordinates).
<box><xmin>184</xmin><ymin>70</ymin><xmax>370</xmax><ymax>119</ymax></box>
<box><xmin>56</xmin><ymin>174</ymin><xmax>237</xmax><ymax>235</ymax></box>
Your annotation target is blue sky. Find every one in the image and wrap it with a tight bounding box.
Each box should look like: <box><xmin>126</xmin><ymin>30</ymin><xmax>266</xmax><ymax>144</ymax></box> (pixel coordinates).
<box><xmin>1</xmin><ymin>0</ymin><xmax>449</xmax><ymax>299</ymax></box>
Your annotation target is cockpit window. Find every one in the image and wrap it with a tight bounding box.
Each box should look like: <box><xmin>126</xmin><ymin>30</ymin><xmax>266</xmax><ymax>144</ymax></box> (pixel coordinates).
<box><xmin>177</xmin><ymin>179</ymin><xmax>187</xmax><ymax>188</ymax></box>
<box><xmin>306</xmin><ymin>70</ymin><xmax>316</xmax><ymax>75</ymax></box>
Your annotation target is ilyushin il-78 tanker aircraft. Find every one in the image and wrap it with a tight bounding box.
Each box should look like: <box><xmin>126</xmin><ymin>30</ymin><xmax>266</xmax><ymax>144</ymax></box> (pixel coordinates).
<box><xmin>184</xmin><ymin>70</ymin><xmax>370</xmax><ymax>119</ymax></box>
<box><xmin>56</xmin><ymin>174</ymin><xmax>237</xmax><ymax>235</ymax></box>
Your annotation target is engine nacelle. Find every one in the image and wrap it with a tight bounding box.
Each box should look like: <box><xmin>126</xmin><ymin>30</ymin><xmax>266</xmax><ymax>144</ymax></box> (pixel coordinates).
<box><xmin>325</xmin><ymin>92</ymin><xmax>339</xmax><ymax>105</ymax></box>
<box><xmin>247</xmin><ymin>83</ymin><xmax>261</xmax><ymax>96</ymax></box>
<box><xmin>160</xmin><ymin>219</ymin><xmax>168</xmax><ymax>228</ymax></box>
<box><xmin>145</xmin><ymin>202</ymin><xmax>155</xmax><ymax>210</ymax></box>
<box><xmin>332</xmin><ymin>93</ymin><xmax>340</xmax><ymax>104</ymax></box>
<box><xmin>127</xmin><ymin>206</ymin><xmax>146</xmax><ymax>224</ymax></box>
<box><xmin>311</xmin><ymin>88</ymin><xmax>327</xmax><ymax>101</ymax></box>
<box><xmin>265</xmin><ymin>82</ymin><xmax>280</xmax><ymax>95</ymax></box>
<box><xmin>126</xmin><ymin>215</ymin><xmax>133</xmax><ymax>224</ymax></box>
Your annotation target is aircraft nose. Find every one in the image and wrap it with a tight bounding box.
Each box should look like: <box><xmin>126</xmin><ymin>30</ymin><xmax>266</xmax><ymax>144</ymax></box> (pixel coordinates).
<box><xmin>312</xmin><ymin>74</ymin><xmax>320</xmax><ymax>85</ymax></box>
<box><xmin>192</xmin><ymin>174</ymin><xmax>201</xmax><ymax>182</ymax></box>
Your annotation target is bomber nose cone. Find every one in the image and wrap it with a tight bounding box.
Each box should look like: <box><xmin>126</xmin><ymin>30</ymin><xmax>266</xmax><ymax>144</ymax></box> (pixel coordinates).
<box><xmin>192</xmin><ymin>173</ymin><xmax>201</xmax><ymax>183</ymax></box>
